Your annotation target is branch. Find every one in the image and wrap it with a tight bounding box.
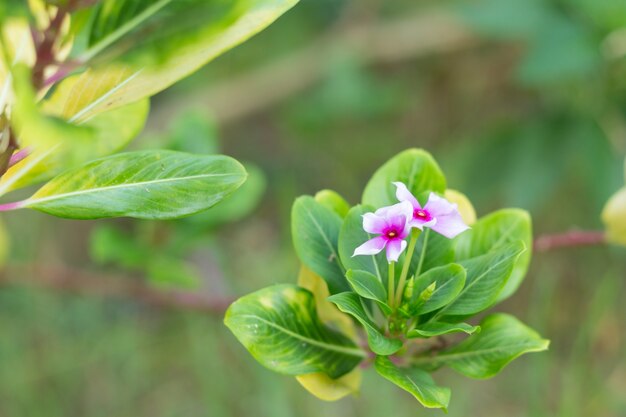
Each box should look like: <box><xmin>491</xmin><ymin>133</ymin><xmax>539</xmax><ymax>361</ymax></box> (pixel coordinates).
<box><xmin>0</xmin><ymin>231</ymin><xmax>607</xmax><ymax>315</ymax></box>
<box><xmin>0</xmin><ymin>264</ymin><xmax>234</xmax><ymax>315</ymax></box>
<box><xmin>148</xmin><ymin>9</ymin><xmax>478</xmax><ymax>129</ymax></box>
<box><xmin>534</xmin><ymin>230</ymin><xmax>606</xmax><ymax>252</ymax></box>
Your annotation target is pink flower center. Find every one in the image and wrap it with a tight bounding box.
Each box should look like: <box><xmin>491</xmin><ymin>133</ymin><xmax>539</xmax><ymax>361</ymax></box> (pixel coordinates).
<box><xmin>414</xmin><ymin>209</ymin><xmax>432</xmax><ymax>222</ymax></box>
<box><xmin>384</xmin><ymin>228</ymin><xmax>400</xmax><ymax>240</ymax></box>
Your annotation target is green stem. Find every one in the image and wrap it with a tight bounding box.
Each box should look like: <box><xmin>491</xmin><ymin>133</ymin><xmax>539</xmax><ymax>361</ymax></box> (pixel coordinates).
<box><xmin>415</xmin><ymin>228</ymin><xmax>430</xmax><ymax>278</ymax></box>
<box><xmin>394</xmin><ymin>229</ymin><xmax>421</xmax><ymax>306</ymax></box>
<box><xmin>388</xmin><ymin>262</ymin><xmax>395</xmax><ymax>307</ymax></box>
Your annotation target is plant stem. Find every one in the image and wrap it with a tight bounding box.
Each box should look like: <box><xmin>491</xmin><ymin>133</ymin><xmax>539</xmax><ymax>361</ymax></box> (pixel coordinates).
<box><xmin>8</xmin><ymin>147</ymin><xmax>30</xmax><ymax>168</ymax></box>
<box><xmin>388</xmin><ymin>261</ymin><xmax>395</xmax><ymax>307</ymax></box>
<box><xmin>534</xmin><ymin>230</ymin><xmax>606</xmax><ymax>252</ymax></box>
<box><xmin>394</xmin><ymin>229</ymin><xmax>420</xmax><ymax>306</ymax></box>
<box><xmin>414</xmin><ymin>228</ymin><xmax>429</xmax><ymax>277</ymax></box>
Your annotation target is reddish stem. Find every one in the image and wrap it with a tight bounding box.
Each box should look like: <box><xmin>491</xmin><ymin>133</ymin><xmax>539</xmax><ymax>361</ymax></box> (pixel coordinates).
<box><xmin>0</xmin><ymin>264</ymin><xmax>234</xmax><ymax>315</ymax></box>
<box><xmin>534</xmin><ymin>230</ymin><xmax>606</xmax><ymax>252</ymax></box>
<box><xmin>8</xmin><ymin>147</ymin><xmax>30</xmax><ymax>167</ymax></box>
<box><xmin>0</xmin><ymin>201</ymin><xmax>24</xmax><ymax>211</ymax></box>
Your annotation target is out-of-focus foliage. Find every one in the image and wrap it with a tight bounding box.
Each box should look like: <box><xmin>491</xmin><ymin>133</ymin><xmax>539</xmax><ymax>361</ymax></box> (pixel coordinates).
<box><xmin>0</xmin><ymin>0</ymin><xmax>296</xmax><ymax>221</ymax></box>
<box><xmin>89</xmin><ymin>114</ymin><xmax>266</xmax><ymax>288</ymax></box>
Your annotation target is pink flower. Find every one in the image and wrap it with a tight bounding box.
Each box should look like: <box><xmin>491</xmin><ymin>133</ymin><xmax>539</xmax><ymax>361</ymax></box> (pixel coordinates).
<box><xmin>393</xmin><ymin>182</ymin><xmax>470</xmax><ymax>239</ymax></box>
<box><xmin>353</xmin><ymin>201</ymin><xmax>413</xmax><ymax>263</ymax></box>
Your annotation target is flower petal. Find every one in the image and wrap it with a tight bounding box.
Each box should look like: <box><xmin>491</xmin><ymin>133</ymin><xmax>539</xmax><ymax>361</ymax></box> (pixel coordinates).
<box><xmin>430</xmin><ymin>211</ymin><xmax>470</xmax><ymax>239</ymax></box>
<box><xmin>375</xmin><ymin>200</ymin><xmax>414</xmax><ymax>220</ymax></box>
<box><xmin>409</xmin><ymin>217</ymin><xmax>436</xmax><ymax>231</ymax></box>
<box><xmin>362</xmin><ymin>212</ymin><xmax>387</xmax><ymax>234</ymax></box>
<box><xmin>423</xmin><ymin>192</ymin><xmax>457</xmax><ymax>217</ymax></box>
<box><xmin>353</xmin><ymin>236</ymin><xmax>387</xmax><ymax>257</ymax></box>
<box><xmin>385</xmin><ymin>239</ymin><xmax>407</xmax><ymax>263</ymax></box>
<box><xmin>393</xmin><ymin>182</ymin><xmax>420</xmax><ymax>209</ymax></box>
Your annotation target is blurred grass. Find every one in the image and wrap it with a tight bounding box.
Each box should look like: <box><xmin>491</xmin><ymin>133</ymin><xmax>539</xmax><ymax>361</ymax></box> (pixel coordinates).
<box><xmin>2</xmin><ymin>0</ymin><xmax>626</xmax><ymax>416</ymax></box>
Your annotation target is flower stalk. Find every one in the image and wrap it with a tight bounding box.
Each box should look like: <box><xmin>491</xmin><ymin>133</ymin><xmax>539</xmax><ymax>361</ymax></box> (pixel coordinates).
<box><xmin>388</xmin><ymin>261</ymin><xmax>395</xmax><ymax>307</ymax></box>
<box><xmin>394</xmin><ymin>228</ymin><xmax>421</xmax><ymax>307</ymax></box>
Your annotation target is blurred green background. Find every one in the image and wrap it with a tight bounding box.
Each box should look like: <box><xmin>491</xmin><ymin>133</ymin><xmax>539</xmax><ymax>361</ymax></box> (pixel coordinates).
<box><xmin>2</xmin><ymin>0</ymin><xmax>626</xmax><ymax>416</ymax></box>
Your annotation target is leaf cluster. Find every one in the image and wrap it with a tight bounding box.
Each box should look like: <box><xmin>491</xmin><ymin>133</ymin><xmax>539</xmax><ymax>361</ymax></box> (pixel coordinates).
<box><xmin>225</xmin><ymin>149</ymin><xmax>548</xmax><ymax>410</ymax></box>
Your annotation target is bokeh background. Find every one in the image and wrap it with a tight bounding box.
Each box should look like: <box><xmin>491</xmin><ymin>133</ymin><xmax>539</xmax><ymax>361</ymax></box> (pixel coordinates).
<box><xmin>2</xmin><ymin>0</ymin><xmax>626</xmax><ymax>416</ymax></box>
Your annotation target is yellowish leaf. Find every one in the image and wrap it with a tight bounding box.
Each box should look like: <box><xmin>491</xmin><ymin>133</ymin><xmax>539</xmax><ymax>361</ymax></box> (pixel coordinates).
<box><xmin>296</xmin><ymin>368</ymin><xmax>362</xmax><ymax>402</ymax></box>
<box><xmin>46</xmin><ymin>0</ymin><xmax>298</xmax><ymax>122</ymax></box>
<box><xmin>297</xmin><ymin>266</ymin><xmax>356</xmax><ymax>339</ymax></box>
<box><xmin>602</xmin><ymin>187</ymin><xmax>626</xmax><ymax>246</ymax></box>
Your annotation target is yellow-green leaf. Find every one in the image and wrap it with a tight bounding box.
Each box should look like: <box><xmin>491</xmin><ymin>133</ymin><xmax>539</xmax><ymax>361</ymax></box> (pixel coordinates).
<box><xmin>602</xmin><ymin>186</ymin><xmax>626</xmax><ymax>245</ymax></box>
<box><xmin>295</xmin><ymin>368</ymin><xmax>362</xmax><ymax>402</ymax></box>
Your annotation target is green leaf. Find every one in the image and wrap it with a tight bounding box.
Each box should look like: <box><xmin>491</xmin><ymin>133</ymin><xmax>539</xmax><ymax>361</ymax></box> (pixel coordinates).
<box><xmin>345</xmin><ymin>269</ymin><xmax>390</xmax><ymax>314</ymax></box>
<box><xmin>410</xmin><ymin>229</ymin><xmax>455</xmax><ymax>275</ymax></box>
<box><xmin>411</xmin><ymin>313</ymin><xmax>549</xmax><ymax>379</ymax></box>
<box><xmin>224</xmin><ymin>285</ymin><xmax>364</xmax><ymax>378</ymax></box>
<box><xmin>408</xmin><ymin>322</ymin><xmax>480</xmax><ymax>338</ymax></box>
<box><xmin>182</xmin><ymin>162</ymin><xmax>266</xmax><ymax>229</ymax></box>
<box><xmin>338</xmin><ymin>205</ymin><xmax>388</xmax><ymax>287</ymax></box>
<box><xmin>434</xmin><ymin>242</ymin><xmax>526</xmax><ymax>318</ymax></box>
<box><xmin>455</xmin><ymin>209</ymin><xmax>532</xmax><ymax>301</ymax></box>
<box><xmin>54</xmin><ymin>0</ymin><xmax>299</xmax><ymax>121</ymax></box>
<box><xmin>374</xmin><ymin>356</ymin><xmax>450</xmax><ymax>411</ymax></box>
<box><xmin>315</xmin><ymin>189</ymin><xmax>351</xmax><ymax>218</ymax></box>
<box><xmin>20</xmin><ymin>150</ymin><xmax>247</xmax><ymax>219</ymax></box>
<box><xmin>400</xmin><ymin>264</ymin><xmax>466</xmax><ymax>316</ymax></box>
<box><xmin>291</xmin><ymin>196</ymin><xmax>349</xmax><ymax>294</ymax></box>
<box><xmin>328</xmin><ymin>292</ymin><xmax>402</xmax><ymax>356</ymax></box>
<box><xmin>362</xmin><ymin>148</ymin><xmax>446</xmax><ymax>208</ymax></box>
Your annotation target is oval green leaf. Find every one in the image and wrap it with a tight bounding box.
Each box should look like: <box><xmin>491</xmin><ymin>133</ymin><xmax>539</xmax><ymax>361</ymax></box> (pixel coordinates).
<box><xmin>224</xmin><ymin>284</ymin><xmax>364</xmax><ymax>378</ymax></box>
<box><xmin>410</xmin><ymin>313</ymin><xmax>549</xmax><ymax>379</ymax></box>
<box><xmin>328</xmin><ymin>292</ymin><xmax>402</xmax><ymax>356</ymax></box>
<box><xmin>455</xmin><ymin>209</ymin><xmax>532</xmax><ymax>301</ymax></box>
<box><xmin>434</xmin><ymin>241</ymin><xmax>526</xmax><ymax>319</ymax></box>
<box><xmin>362</xmin><ymin>148</ymin><xmax>447</xmax><ymax>208</ymax></box>
<box><xmin>374</xmin><ymin>356</ymin><xmax>451</xmax><ymax>411</ymax></box>
<box><xmin>22</xmin><ymin>150</ymin><xmax>246</xmax><ymax>219</ymax></box>
<box><xmin>407</xmin><ymin>322</ymin><xmax>480</xmax><ymax>338</ymax></box>
<box><xmin>400</xmin><ymin>263</ymin><xmax>466</xmax><ymax>316</ymax></box>
<box><xmin>291</xmin><ymin>196</ymin><xmax>349</xmax><ymax>294</ymax></box>
<box><xmin>345</xmin><ymin>269</ymin><xmax>391</xmax><ymax>315</ymax></box>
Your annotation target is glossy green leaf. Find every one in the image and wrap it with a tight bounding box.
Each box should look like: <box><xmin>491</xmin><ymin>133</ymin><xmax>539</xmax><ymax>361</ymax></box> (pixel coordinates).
<box><xmin>434</xmin><ymin>242</ymin><xmax>526</xmax><ymax>318</ymax></box>
<box><xmin>315</xmin><ymin>189</ymin><xmax>351</xmax><ymax>218</ymax></box>
<box><xmin>407</xmin><ymin>322</ymin><xmax>480</xmax><ymax>338</ymax></box>
<box><xmin>338</xmin><ymin>205</ymin><xmax>388</xmax><ymax>287</ymax></box>
<box><xmin>409</xmin><ymin>229</ymin><xmax>455</xmax><ymax>275</ymax></box>
<box><xmin>52</xmin><ymin>0</ymin><xmax>299</xmax><ymax>121</ymax></box>
<box><xmin>291</xmin><ymin>196</ymin><xmax>349</xmax><ymax>294</ymax></box>
<box><xmin>345</xmin><ymin>269</ymin><xmax>390</xmax><ymax>314</ymax></box>
<box><xmin>400</xmin><ymin>264</ymin><xmax>466</xmax><ymax>316</ymax></box>
<box><xmin>182</xmin><ymin>163</ymin><xmax>266</xmax><ymax>229</ymax></box>
<box><xmin>374</xmin><ymin>356</ymin><xmax>450</xmax><ymax>411</ymax></box>
<box><xmin>411</xmin><ymin>313</ymin><xmax>549</xmax><ymax>379</ymax></box>
<box><xmin>224</xmin><ymin>285</ymin><xmax>365</xmax><ymax>378</ymax></box>
<box><xmin>362</xmin><ymin>149</ymin><xmax>446</xmax><ymax>208</ymax></box>
<box><xmin>328</xmin><ymin>292</ymin><xmax>402</xmax><ymax>356</ymax></box>
<box><xmin>455</xmin><ymin>209</ymin><xmax>532</xmax><ymax>301</ymax></box>
<box><xmin>20</xmin><ymin>150</ymin><xmax>246</xmax><ymax>219</ymax></box>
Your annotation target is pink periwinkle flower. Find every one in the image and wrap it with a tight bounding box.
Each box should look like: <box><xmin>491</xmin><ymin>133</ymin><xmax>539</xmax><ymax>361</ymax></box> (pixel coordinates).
<box><xmin>352</xmin><ymin>201</ymin><xmax>413</xmax><ymax>263</ymax></box>
<box><xmin>393</xmin><ymin>182</ymin><xmax>470</xmax><ymax>239</ymax></box>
